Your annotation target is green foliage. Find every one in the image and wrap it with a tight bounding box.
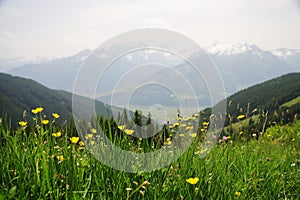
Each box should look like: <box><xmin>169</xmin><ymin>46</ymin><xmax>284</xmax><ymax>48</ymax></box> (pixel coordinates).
<box><xmin>0</xmin><ymin>73</ymin><xmax>109</xmax><ymax>128</ymax></box>
<box><xmin>1</xmin><ymin>108</ymin><xmax>300</xmax><ymax>199</ymax></box>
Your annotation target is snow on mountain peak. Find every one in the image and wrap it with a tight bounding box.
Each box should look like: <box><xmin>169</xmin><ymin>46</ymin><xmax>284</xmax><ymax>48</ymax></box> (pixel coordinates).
<box><xmin>271</xmin><ymin>48</ymin><xmax>300</xmax><ymax>58</ymax></box>
<box><xmin>204</xmin><ymin>42</ymin><xmax>264</xmax><ymax>57</ymax></box>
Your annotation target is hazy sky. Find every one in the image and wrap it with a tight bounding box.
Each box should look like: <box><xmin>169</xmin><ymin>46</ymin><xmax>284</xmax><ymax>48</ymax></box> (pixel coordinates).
<box><xmin>0</xmin><ymin>0</ymin><xmax>300</xmax><ymax>59</ymax></box>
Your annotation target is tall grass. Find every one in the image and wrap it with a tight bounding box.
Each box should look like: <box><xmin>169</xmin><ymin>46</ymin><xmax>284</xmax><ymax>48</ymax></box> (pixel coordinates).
<box><xmin>0</xmin><ymin>110</ymin><xmax>300</xmax><ymax>199</ymax></box>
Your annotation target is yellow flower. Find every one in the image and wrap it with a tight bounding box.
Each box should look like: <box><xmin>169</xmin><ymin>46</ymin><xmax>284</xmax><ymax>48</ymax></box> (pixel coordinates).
<box><xmin>90</xmin><ymin>140</ymin><xmax>95</xmax><ymax>145</ymax></box>
<box><xmin>70</xmin><ymin>137</ymin><xmax>80</xmax><ymax>144</ymax></box>
<box><xmin>124</xmin><ymin>129</ymin><xmax>134</xmax><ymax>135</ymax></box>
<box><xmin>192</xmin><ymin>117</ymin><xmax>197</xmax><ymax>120</ymax></box>
<box><xmin>173</xmin><ymin>122</ymin><xmax>180</xmax><ymax>127</ymax></box>
<box><xmin>165</xmin><ymin>140</ymin><xmax>172</xmax><ymax>145</ymax></box>
<box><xmin>90</xmin><ymin>128</ymin><xmax>97</xmax><ymax>133</ymax></box>
<box><xmin>169</xmin><ymin>125</ymin><xmax>173</xmax><ymax>129</ymax></box>
<box><xmin>57</xmin><ymin>155</ymin><xmax>64</xmax><ymax>162</ymax></box>
<box><xmin>186</xmin><ymin>126</ymin><xmax>193</xmax><ymax>130</ymax></box>
<box><xmin>237</xmin><ymin>115</ymin><xmax>245</xmax><ymax>120</ymax></box>
<box><xmin>19</xmin><ymin>121</ymin><xmax>27</xmax><ymax>127</ymax></box>
<box><xmin>193</xmin><ymin>113</ymin><xmax>200</xmax><ymax>117</ymax></box>
<box><xmin>87</xmin><ymin>134</ymin><xmax>93</xmax><ymax>139</ymax></box>
<box><xmin>190</xmin><ymin>133</ymin><xmax>197</xmax><ymax>138</ymax></box>
<box><xmin>52</xmin><ymin>113</ymin><xmax>60</xmax><ymax>119</ymax></box>
<box><xmin>178</xmin><ymin>117</ymin><xmax>182</xmax><ymax>121</ymax></box>
<box><xmin>185</xmin><ymin>116</ymin><xmax>191</xmax><ymax>121</ymax></box>
<box><xmin>179</xmin><ymin>134</ymin><xmax>184</xmax><ymax>137</ymax></box>
<box><xmin>32</xmin><ymin>107</ymin><xmax>44</xmax><ymax>114</ymax></box>
<box><xmin>200</xmin><ymin>128</ymin><xmax>205</xmax><ymax>132</ymax></box>
<box><xmin>202</xmin><ymin>121</ymin><xmax>209</xmax><ymax>126</ymax></box>
<box><xmin>79</xmin><ymin>141</ymin><xmax>85</xmax><ymax>146</ymax></box>
<box><xmin>31</xmin><ymin>109</ymin><xmax>39</xmax><ymax>114</ymax></box>
<box><xmin>52</xmin><ymin>131</ymin><xmax>62</xmax><ymax>137</ymax></box>
<box><xmin>239</xmin><ymin>131</ymin><xmax>243</xmax><ymax>135</ymax></box>
<box><xmin>181</xmin><ymin>123</ymin><xmax>187</xmax><ymax>127</ymax></box>
<box><xmin>235</xmin><ymin>191</ymin><xmax>241</xmax><ymax>196</ymax></box>
<box><xmin>41</xmin><ymin>119</ymin><xmax>49</xmax><ymax>125</ymax></box>
<box><xmin>118</xmin><ymin>125</ymin><xmax>126</xmax><ymax>131</ymax></box>
<box><xmin>186</xmin><ymin>177</ymin><xmax>199</xmax><ymax>185</ymax></box>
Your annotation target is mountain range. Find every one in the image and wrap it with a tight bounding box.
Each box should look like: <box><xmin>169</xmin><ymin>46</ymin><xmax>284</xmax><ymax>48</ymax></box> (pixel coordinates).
<box><xmin>3</xmin><ymin>43</ymin><xmax>300</xmax><ymax>108</ymax></box>
<box><xmin>0</xmin><ymin>72</ymin><xmax>299</xmax><ymax>130</ymax></box>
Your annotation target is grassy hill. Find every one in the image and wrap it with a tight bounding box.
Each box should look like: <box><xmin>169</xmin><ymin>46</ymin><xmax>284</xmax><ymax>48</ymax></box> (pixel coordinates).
<box><xmin>200</xmin><ymin>73</ymin><xmax>300</xmax><ymax>135</ymax></box>
<box><xmin>0</xmin><ymin>73</ymin><xmax>110</xmax><ymax>127</ymax></box>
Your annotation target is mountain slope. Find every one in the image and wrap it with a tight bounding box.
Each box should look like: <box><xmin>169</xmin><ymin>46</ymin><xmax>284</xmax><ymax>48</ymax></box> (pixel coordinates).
<box><xmin>202</xmin><ymin>73</ymin><xmax>300</xmax><ymax>127</ymax></box>
<box><xmin>0</xmin><ymin>73</ymin><xmax>110</xmax><ymax>127</ymax></box>
<box><xmin>8</xmin><ymin>49</ymin><xmax>91</xmax><ymax>92</ymax></box>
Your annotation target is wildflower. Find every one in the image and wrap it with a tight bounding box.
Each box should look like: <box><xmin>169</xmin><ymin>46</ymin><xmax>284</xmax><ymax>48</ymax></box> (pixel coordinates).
<box><xmin>19</xmin><ymin>121</ymin><xmax>27</xmax><ymax>127</ymax></box>
<box><xmin>190</xmin><ymin>133</ymin><xmax>197</xmax><ymax>138</ymax></box>
<box><xmin>186</xmin><ymin>126</ymin><xmax>193</xmax><ymax>130</ymax></box>
<box><xmin>126</xmin><ymin>188</ymin><xmax>133</xmax><ymax>191</ymax></box>
<box><xmin>143</xmin><ymin>181</ymin><xmax>150</xmax><ymax>186</ymax></box>
<box><xmin>239</xmin><ymin>131</ymin><xmax>243</xmax><ymax>135</ymax></box>
<box><xmin>192</xmin><ymin>117</ymin><xmax>197</xmax><ymax>120</ymax></box>
<box><xmin>57</xmin><ymin>155</ymin><xmax>64</xmax><ymax>162</ymax></box>
<box><xmin>52</xmin><ymin>131</ymin><xmax>62</xmax><ymax>137</ymax></box>
<box><xmin>70</xmin><ymin>137</ymin><xmax>80</xmax><ymax>144</ymax></box>
<box><xmin>291</xmin><ymin>163</ymin><xmax>296</xmax><ymax>167</ymax></box>
<box><xmin>266</xmin><ymin>157</ymin><xmax>271</xmax><ymax>161</ymax></box>
<box><xmin>173</xmin><ymin>122</ymin><xmax>180</xmax><ymax>127</ymax></box>
<box><xmin>87</xmin><ymin>134</ymin><xmax>93</xmax><ymax>139</ymax></box>
<box><xmin>90</xmin><ymin>140</ymin><xmax>95</xmax><ymax>145</ymax></box>
<box><xmin>237</xmin><ymin>115</ymin><xmax>245</xmax><ymax>120</ymax></box>
<box><xmin>118</xmin><ymin>125</ymin><xmax>126</xmax><ymax>131</ymax></box>
<box><xmin>41</xmin><ymin>119</ymin><xmax>49</xmax><ymax>125</ymax></box>
<box><xmin>292</xmin><ymin>138</ymin><xmax>296</xmax><ymax>142</ymax></box>
<box><xmin>133</xmin><ymin>181</ymin><xmax>138</xmax><ymax>186</ymax></box>
<box><xmin>79</xmin><ymin>141</ymin><xmax>85</xmax><ymax>146</ymax></box>
<box><xmin>169</xmin><ymin>125</ymin><xmax>173</xmax><ymax>129</ymax></box>
<box><xmin>193</xmin><ymin>113</ymin><xmax>200</xmax><ymax>117</ymax></box>
<box><xmin>165</xmin><ymin>140</ymin><xmax>172</xmax><ymax>145</ymax></box>
<box><xmin>185</xmin><ymin>116</ymin><xmax>191</xmax><ymax>121</ymax></box>
<box><xmin>179</xmin><ymin>134</ymin><xmax>184</xmax><ymax>137</ymax></box>
<box><xmin>202</xmin><ymin>121</ymin><xmax>209</xmax><ymax>126</ymax></box>
<box><xmin>90</xmin><ymin>128</ymin><xmax>97</xmax><ymax>133</ymax></box>
<box><xmin>32</xmin><ymin>107</ymin><xmax>44</xmax><ymax>114</ymax></box>
<box><xmin>181</xmin><ymin>123</ymin><xmax>187</xmax><ymax>127</ymax></box>
<box><xmin>178</xmin><ymin>117</ymin><xmax>182</xmax><ymax>121</ymax></box>
<box><xmin>223</xmin><ymin>136</ymin><xmax>228</xmax><ymax>141</ymax></box>
<box><xmin>235</xmin><ymin>191</ymin><xmax>241</xmax><ymax>196</ymax></box>
<box><xmin>124</xmin><ymin>129</ymin><xmax>134</xmax><ymax>135</ymax></box>
<box><xmin>200</xmin><ymin>128</ymin><xmax>205</xmax><ymax>132</ymax></box>
<box><xmin>52</xmin><ymin>113</ymin><xmax>60</xmax><ymax>119</ymax></box>
<box><xmin>186</xmin><ymin>177</ymin><xmax>199</xmax><ymax>185</ymax></box>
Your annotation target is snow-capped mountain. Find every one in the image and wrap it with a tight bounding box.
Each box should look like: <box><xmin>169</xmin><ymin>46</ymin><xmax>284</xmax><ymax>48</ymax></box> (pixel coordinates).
<box><xmin>271</xmin><ymin>48</ymin><xmax>300</xmax><ymax>58</ymax></box>
<box><xmin>271</xmin><ymin>48</ymin><xmax>300</xmax><ymax>70</ymax></box>
<box><xmin>0</xmin><ymin>56</ymin><xmax>49</xmax><ymax>72</ymax></box>
<box><xmin>8</xmin><ymin>49</ymin><xmax>91</xmax><ymax>91</ymax></box>
<box><xmin>202</xmin><ymin>42</ymin><xmax>294</xmax><ymax>94</ymax></box>
<box><xmin>6</xmin><ymin>43</ymin><xmax>300</xmax><ymax>107</ymax></box>
<box><xmin>204</xmin><ymin>42</ymin><xmax>266</xmax><ymax>58</ymax></box>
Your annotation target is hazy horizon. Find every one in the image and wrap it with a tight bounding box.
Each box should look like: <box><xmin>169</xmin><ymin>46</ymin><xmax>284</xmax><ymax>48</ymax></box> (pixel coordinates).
<box><xmin>0</xmin><ymin>0</ymin><xmax>300</xmax><ymax>60</ymax></box>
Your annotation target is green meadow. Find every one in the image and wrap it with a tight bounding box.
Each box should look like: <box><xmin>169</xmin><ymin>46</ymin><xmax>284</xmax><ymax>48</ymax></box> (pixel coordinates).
<box><xmin>0</xmin><ymin>107</ymin><xmax>299</xmax><ymax>199</ymax></box>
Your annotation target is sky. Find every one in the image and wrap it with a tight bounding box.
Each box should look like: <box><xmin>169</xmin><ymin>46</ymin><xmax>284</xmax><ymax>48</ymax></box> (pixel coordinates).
<box><xmin>0</xmin><ymin>0</ymin><xmax>300</xmax><ymax>59</ymax></box>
